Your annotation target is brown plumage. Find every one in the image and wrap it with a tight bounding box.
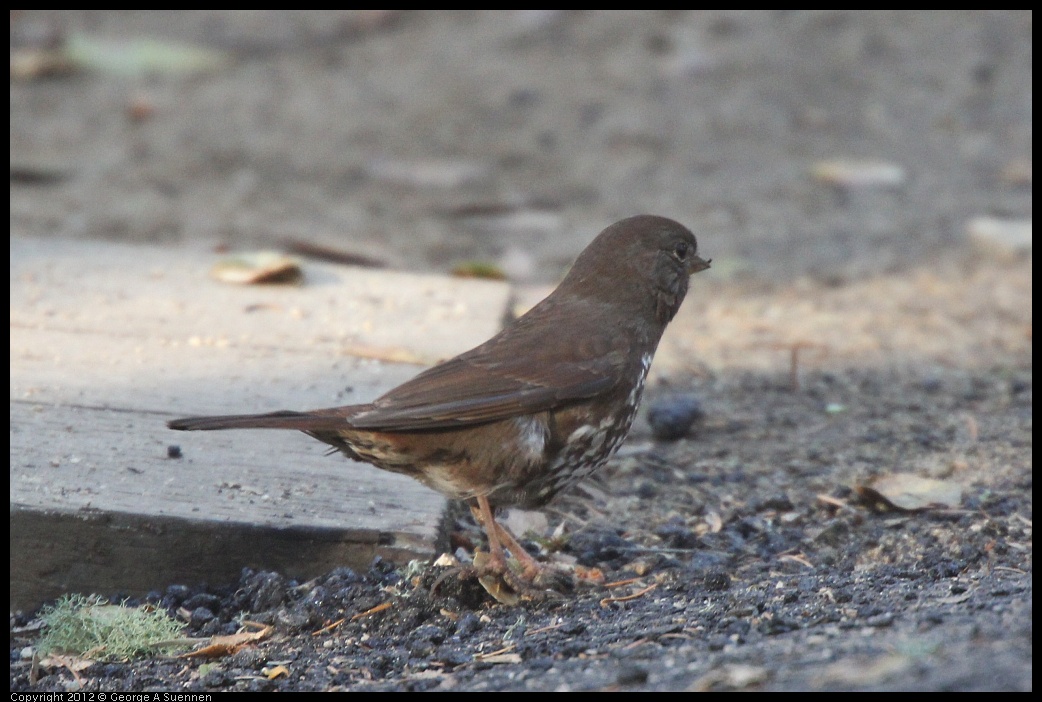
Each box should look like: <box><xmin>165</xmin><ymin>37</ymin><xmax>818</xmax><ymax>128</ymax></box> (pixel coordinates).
<box><xmin>169</xmin><ymin>215</ymin><xmax>709</xmax><ymax>596</ymax></box>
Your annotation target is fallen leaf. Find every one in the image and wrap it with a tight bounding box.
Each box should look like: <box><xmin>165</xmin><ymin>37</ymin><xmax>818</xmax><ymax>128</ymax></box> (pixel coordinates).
<box><xmin>179</xmin><ymin>625</ymin><xmax>272</xmax><ymax>659</ymax></box>
<box><xmin>855</xmin><ymin>474</ymin><xmax>963</xmax><ymax>512</ymax></box>
<box><xmin>211</xmin><ymin>251</ymin><xmax>303</xmax><ymax>285</ymax></box>
<box><xmin>64</xmin><ymin>33</ymin><xmax>228</xmax><ymax>76</ymax></box>
<box><xmin>451</xmin><ymin>261</ymin><xmax>507</xmax><ymax>280</ymax></box>
<box><xmin>811</xmin><ymin>159</ymin><xmax>907</xmax><ymax>189</ymax></box>
<box><xmin>264</xmin><ymin>664</ymin><xmax>289</xmax><ymax>680</ymax></box>
<box><xmin>37</xmin><ymin>654</ymin><xmax>95</xmax><ymax>673</ymax></box>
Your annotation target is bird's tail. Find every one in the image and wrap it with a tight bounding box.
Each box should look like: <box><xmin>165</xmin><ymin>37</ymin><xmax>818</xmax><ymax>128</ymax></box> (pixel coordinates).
<box><xmin>168</xmin><ymin>410</ymin><xmax>352</xmax><ymax>432</ymax></box>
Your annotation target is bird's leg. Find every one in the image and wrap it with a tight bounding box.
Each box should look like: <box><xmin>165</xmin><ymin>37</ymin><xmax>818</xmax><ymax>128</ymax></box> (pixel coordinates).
<box><xmin>470</xmin><ymin>496</ymin><xmax>542</xmax><ymax>579</ymax></box>
<box><xmin>430</xmin><ymin>495</ymin><xmax>521</xmax><ymax>602</ymax></box>
<box><xmin>471</xmin><ymin>495</ymin><xmax>510</xmax><ymax>570</ymax></box>
<box><xmin>487</xmin><ymin>512</ymin><xmax>545</xmax><ymax>582</ymax></box>
<box><xmin>432</xmin><ymin>497</ymin><xmax>570</xmax><ymax>602</ymax></box>
<box><xmin>470</xmin><ymin>496</ymin><xmax>572</xmax><ymax>595</ymax></box>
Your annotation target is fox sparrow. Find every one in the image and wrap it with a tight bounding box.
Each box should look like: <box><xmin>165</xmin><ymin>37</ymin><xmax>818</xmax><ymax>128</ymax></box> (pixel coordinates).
<box><xmin>169</xmin><ymin>215</ymin><xmax>710</xmax><ymax>598</ymax></box>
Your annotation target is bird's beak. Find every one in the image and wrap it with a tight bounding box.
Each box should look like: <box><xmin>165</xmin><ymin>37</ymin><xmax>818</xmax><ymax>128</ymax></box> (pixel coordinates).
<box><xmin>689</xmin><ymin>255</ymin><xmax>711</xmax><ymax>275</ymax></box>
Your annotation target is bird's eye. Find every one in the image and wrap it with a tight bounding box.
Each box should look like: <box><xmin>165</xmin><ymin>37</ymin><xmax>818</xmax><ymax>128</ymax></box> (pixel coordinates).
<box><xmin>672</xmin><ymin>242</ymin><xmax>690</xmax><ymax>261</ymax></box>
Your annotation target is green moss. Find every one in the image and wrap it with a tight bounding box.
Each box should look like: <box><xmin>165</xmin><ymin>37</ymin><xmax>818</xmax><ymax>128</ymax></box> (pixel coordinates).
<box><xmin>37</xmin><ymin>594</ymin><xmax>188</xmax><ymax>661</ymax></box>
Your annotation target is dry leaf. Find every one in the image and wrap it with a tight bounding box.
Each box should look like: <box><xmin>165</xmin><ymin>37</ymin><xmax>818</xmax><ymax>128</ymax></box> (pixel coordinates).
<box><xmin>211</xmin><ymin>251</ymin><xmax>303</xmax><ymax>285</ymax></box>
<box><xmin>38</xmin><ymin>654</ymin><xmax>95</xmax><ymax>672</ymax></box>
<box><xmin>63</xmin><ymin>33</ymin><xmax>227</xmax><ymax>76</ymax></box>
<box><xmin>811</xmin><ymin>159</ymin><xmax>907</xmax><ymax>189</ymax></box>
<box><xmin>179</xmin><ymin>625</ymin><xmax>272</xmax><ymax>659</ymax></box>
<box><xmin>451</xmin><ymin>261</ymin><xmax>507</xmax><ymax>280</ymax></box>
<box><xmin>264</xmin><ymin>664</ymin><xmax>290</xmax><ymax>680</ymax></box>
<box><xmin>856</xmin><ymin>474</ymin><xmax>963</xmax><ymax>512</ymax></box>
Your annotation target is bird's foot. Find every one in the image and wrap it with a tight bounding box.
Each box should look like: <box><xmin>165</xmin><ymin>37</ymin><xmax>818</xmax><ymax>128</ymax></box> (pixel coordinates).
<box><xmin>473</xmin><ymin>550</ymin><xmax>573</xmax><ymax>604</ymax></box>
<box><xmin>430</xmin><ymin>550</ymin><xmax>573</xmax><ymax>604</ymax></box>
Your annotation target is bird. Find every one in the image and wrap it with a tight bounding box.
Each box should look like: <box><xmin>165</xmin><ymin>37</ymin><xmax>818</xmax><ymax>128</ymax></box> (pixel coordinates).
<box><xmin>169</xmin><ymin>214</ymin><xmax>710</xmax><ymax>598</ymax></box>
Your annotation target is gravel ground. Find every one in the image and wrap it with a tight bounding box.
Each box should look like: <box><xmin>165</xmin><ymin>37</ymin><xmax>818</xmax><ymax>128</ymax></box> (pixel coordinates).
<box><xmin>11</xmin><ymin>362</ymin><xmax>1032</xmax><ymax>691</ymax></box>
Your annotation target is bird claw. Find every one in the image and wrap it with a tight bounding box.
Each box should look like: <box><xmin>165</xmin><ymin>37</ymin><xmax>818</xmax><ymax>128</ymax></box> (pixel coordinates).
<box><xmin>430</xmin><ymin>551</ymin><xmax>572</xmax><ymax>604</ymax></box>
<box><xmin>474</xmin><ymin>550</ymin><xmax>572</xmax><ymax>604</ymax></box>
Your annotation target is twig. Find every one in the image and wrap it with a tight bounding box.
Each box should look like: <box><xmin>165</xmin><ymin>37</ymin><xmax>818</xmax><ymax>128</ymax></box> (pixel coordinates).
<box><xmin>351</xmin><ymin>601</ymin><xmax>393</xmax><ymax>621</ymax></box>
<box><xmin>600</xmin><ymin>584</ymin><xmax>658</xmax><ymax>607</ymax></box>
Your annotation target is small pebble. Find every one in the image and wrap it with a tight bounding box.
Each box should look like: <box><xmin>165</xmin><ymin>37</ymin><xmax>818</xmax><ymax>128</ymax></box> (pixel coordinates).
<box><xmin>647</xmin><ymin>393</ymin><xmax>705</xmax><ymax>441</ymax></box>
<box><xmin>189</xmin><ymin>606</ymin><xmax>215</xmax><ymax>627</ymax></box>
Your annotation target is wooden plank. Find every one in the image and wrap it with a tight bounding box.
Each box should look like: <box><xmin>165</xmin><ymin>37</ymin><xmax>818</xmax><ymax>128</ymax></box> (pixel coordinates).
<box><xmin>10</xmin><ymin>237</ymin><xmax>512</xmax><ymax>611</ymax></box>
<box><xmin>11</xmin><ymin>237</ymin><xmax>507</xmax><ymax>369</ymax></box>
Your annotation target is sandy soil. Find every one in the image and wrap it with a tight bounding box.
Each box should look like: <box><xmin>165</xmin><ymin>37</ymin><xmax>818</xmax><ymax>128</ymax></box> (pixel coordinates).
<box><xmin>10</xmin><ymin>11</ymin><xmax>1031</xmax><ymax>691</ymax></box>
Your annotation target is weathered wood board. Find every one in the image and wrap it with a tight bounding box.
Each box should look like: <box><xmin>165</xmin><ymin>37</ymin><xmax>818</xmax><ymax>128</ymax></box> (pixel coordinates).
<box><xmin>10</xmin><ymin>237</ymin><xmax>512</xmax><ymax>611</ymax></box>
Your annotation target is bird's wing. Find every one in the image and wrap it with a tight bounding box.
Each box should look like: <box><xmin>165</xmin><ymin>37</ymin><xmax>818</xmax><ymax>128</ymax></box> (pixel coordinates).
<box><xmin>344</xmin><ymin>311</ymin><xmax>628</xmax><ymax>431</ymax></box>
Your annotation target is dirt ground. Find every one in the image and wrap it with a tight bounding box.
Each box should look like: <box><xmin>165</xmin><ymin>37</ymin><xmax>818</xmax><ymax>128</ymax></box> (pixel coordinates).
<box><xmin>10</xmin><ymin>11</ymin><xmax>1032</xmax><ymax>691</ymax></box>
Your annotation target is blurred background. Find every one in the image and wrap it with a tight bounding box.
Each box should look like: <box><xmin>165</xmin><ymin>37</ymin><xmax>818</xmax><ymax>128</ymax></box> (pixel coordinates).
<box><xmin>10</xmin><ymin>10</ymin><xmax>1032</xmax><ymax>284</ymax></box>
<box><xmin>9</xmin><ymin>17</ymin><xmax>1033</xmax><ymax>692</ymax></box>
